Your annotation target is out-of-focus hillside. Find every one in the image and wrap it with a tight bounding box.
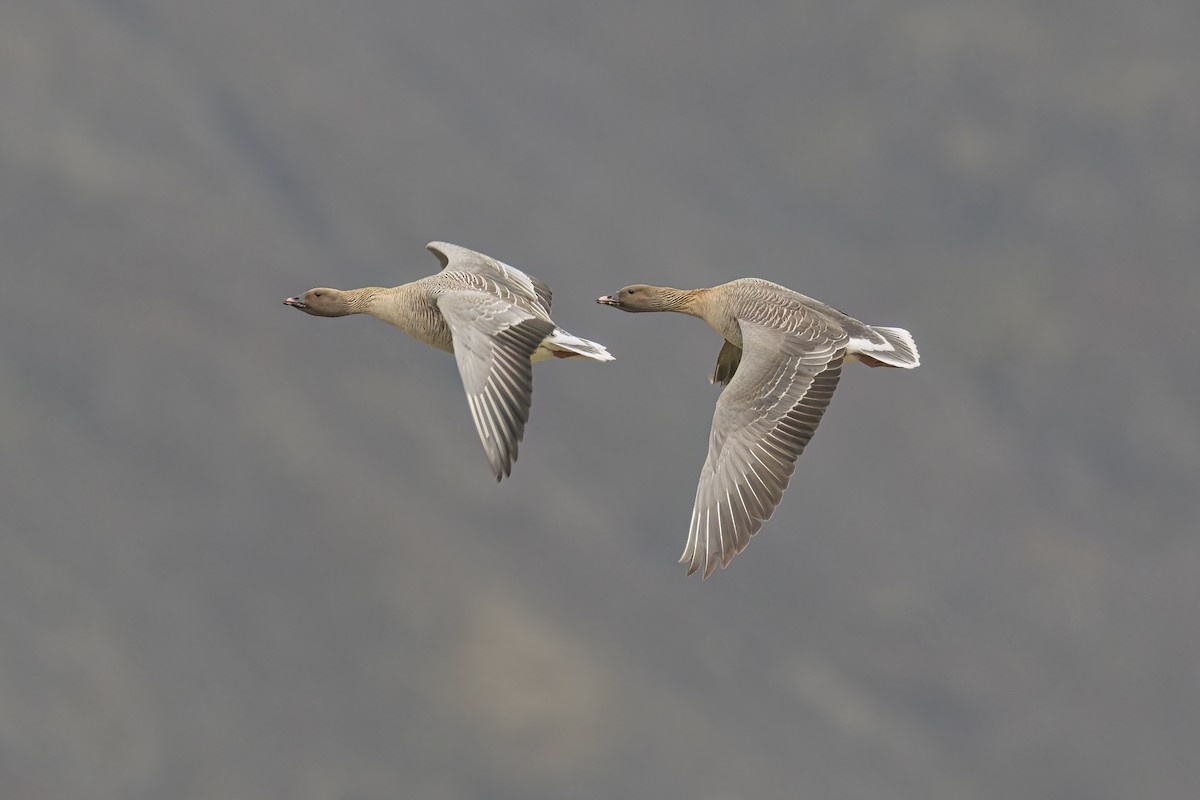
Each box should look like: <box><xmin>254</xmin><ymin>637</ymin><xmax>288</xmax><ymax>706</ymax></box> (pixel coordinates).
<box><xmin>2</xmin><ymin>1</ymin><xmax>1197</xmax><ymax>798</ymax></box>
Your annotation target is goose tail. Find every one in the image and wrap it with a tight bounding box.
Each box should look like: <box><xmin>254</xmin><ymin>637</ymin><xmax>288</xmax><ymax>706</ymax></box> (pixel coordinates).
<box><xmin>535</xmin><ymin>328</ymin><xmax>615</xmax><ymax>363</ymax></box>
<box><xmin>850</xmin><ymin>326</ymin><xmax>920</xmax><ymax>368</ymax></box>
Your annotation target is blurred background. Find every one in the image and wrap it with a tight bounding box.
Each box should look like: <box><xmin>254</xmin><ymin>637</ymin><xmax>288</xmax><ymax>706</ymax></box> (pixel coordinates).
<box><xmin>2</xmin><ymin>1</ymin><xmax>1198</xmax><ymax>798</ymax></box>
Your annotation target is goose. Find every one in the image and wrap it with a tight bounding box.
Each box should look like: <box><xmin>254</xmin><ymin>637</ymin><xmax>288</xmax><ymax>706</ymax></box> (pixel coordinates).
<box><xmin>598</xmin><ymin>279</ymin><xmax>918</xmax><ymax>578</ymax></box>
<box><xmin>285</xmin><ymin>242</ymin><xmax>613</xmax><ymax>481</ymax></box>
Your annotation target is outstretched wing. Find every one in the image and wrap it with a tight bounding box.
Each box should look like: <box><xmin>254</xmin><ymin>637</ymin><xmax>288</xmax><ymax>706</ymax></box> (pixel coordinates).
<box><xmin>428</xmin><ymin>242</ymin><xmax>553</xmax><ymax>315</ymax></box>
<box><xmin>682</xmin><ymin>317</ymin><xmax>847</xmax><ymax>577</ymax></box>
<box><xmin>437</xmin><ymin>291</ymin><xmax>555</xmax><ymax>481</ymax></box>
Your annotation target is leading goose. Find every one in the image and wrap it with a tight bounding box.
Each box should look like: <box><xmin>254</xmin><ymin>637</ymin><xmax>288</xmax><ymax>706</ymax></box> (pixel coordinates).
<box><xmin>285</xmin><ymin>242</ymin><xmax>613</xmax><ymax>481</ymax></box>
<box><xmin>598</xmin><ymin>279</ymin><xmax>918</xmax><ymax>578</ymax></box>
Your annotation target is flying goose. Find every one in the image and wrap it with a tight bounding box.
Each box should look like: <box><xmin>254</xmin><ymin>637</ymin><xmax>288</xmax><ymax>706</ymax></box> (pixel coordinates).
<box><xmin>285</xmin><ymin>242</ymin><xmax>613</xmax><ymax>481</ymax></box>
<box><xmin>598</xmin><ymin>278</ymin><xmax>918</xmax><ymax>578</ymax></box>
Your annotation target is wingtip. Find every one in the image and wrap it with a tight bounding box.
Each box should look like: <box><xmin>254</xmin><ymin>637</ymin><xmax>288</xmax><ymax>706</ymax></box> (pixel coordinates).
<box><xmin>491</xmin><ymin>459</ymin><xmax>514</xmax><ymax>483</ymax></box>
<box><xmin>680</xmin><ymin>550</ymin><xmax>716</xmax><ymax>579</ymax></box>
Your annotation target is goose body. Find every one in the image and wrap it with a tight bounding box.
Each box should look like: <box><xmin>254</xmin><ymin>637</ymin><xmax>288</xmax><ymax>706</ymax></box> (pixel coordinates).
<box><xmin>286</xmin><ymin>242</ymin><xmax>613</xmax><ymax>481</ymax></box>
<box><xmin>598</xmin><ymin>278</ymin><xmax>918</xmax><ymax>578</ymax></box>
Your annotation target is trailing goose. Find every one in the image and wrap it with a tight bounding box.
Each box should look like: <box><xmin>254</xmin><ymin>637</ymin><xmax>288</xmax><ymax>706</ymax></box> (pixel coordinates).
<box><xmin>598</xmin><ymin>278</ymin><xmax>917</xmax><ymax>578</ymax></box>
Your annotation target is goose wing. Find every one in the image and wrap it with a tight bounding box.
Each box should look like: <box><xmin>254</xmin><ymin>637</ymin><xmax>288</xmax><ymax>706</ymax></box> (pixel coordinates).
<box><xmin>437</xmin><ymin>291</ymin><xmax>555</xmax><ymax>481</ymax></box>
<box><xmin>428</xmin><ymin>242</ymin><xmax>553</xmax><ymax>315</ymax></box>
<box><xmin>682</xmin><ymin>315</ymin><xmax>847</xmax><ymax>577</ymax></box>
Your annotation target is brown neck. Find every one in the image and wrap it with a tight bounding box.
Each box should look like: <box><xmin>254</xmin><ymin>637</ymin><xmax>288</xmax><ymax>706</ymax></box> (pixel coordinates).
<box><xmin>344</xmin><ymin>287</ymin><xmax>384</xmax><ymax>314</ymax></box>
<box><xmin>662</xmin><ymin>287</ymin><xmax>705</xmax><ymax>316</ymax></box>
